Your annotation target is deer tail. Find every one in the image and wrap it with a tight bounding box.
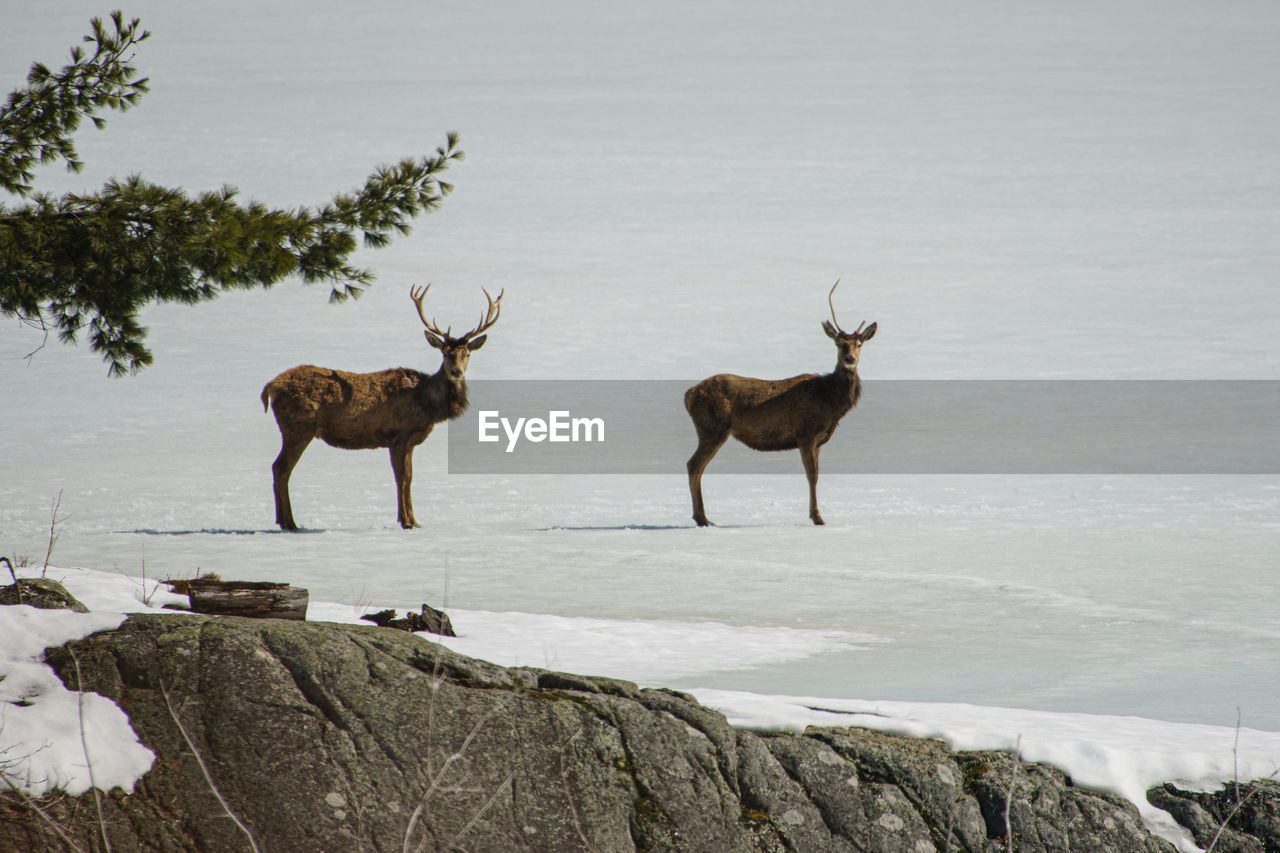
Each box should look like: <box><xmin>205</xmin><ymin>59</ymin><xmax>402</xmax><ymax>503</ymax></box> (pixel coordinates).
<box><xmin>261</xmin><ymin>381</ymin><xmax>274</xmax><ymax>412</ymax></box>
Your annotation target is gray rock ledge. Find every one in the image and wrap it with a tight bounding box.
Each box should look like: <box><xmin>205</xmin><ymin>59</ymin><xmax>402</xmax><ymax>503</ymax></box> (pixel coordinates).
<box><xmin>1</xmin><ymin>614</ymin><xmax>1274</xmax><ymax>852</ymax></box>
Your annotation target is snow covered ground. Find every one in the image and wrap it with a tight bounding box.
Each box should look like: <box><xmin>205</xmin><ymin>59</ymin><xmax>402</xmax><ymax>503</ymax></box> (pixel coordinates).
<box><xmin>2</xmin><ymin>1</ymin><xmax>1279</xmax><ymax>849</ymax></box>
<box><xmin>4</xmin><ymin>471</ymin><xmax>1276</xmax><ymax>733</ymax></box>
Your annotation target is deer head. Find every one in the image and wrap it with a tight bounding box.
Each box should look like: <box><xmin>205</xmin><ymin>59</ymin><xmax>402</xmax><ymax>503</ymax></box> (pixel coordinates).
<box><xmin>820</xmin><ymin>280</ymin><xmax>877</xmax><ymax>371</ymax></box>
<box><xmin>410</xmin><ymin>284</ymin><xmax>504</xmax><ymax>381</ymax></box>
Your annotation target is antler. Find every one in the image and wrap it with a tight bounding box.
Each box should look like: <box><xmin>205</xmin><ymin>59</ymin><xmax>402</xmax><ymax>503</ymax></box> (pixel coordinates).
<box><xmin>825</xmin><ymin>279</ymin><xmax>866</xmax><ymax>337</ymax></box>
<box><xmin>461</xmin><ymin>287</ymin><xmax>503</xmax><ymax>341</ymax></box>
<box><xmin>410</xmin><ymin>284</ymin><xmax>452</xmax><ymax>340</ymax></box>
<box><xmin>410</xmin><ymin>284</ymin><xmax>503</xmax><ymax>343</ymax></box>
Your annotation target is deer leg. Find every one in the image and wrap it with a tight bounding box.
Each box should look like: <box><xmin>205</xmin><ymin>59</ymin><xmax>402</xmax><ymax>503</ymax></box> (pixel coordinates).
<box><xmin>272</xmin><ymin>434</ymin><xmax>312</xmax><ymax>531</ymax></box>
<box><xmin>800</xmin><ymin>442</ymin><xmax>824</xmax><ymax>526</ymax></box>
<box><xmin>687</xmin><ymin>429</ymin><xmax>729</xmax><ymax>527</ymax></box>
<box><xmin>402</xmin><ymin>447</ymin><xmax>418</xmax><ymax>528</ymax></box>
<box><xmin>389</xmin><ymin>445</ymin><xmax>419</xmax><ymax>529</ymax></box>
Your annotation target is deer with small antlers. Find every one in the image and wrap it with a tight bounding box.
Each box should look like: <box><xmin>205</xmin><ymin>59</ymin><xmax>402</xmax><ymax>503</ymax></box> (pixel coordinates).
<box><xmin>261</xmin><ymin>285</ymin><xmax>503</xmax><ymax>530</ymax></box>
<box><xmin>684</xmin><ymin>281</ymin><xmax>877</xmax><ymax>526</ymax></box>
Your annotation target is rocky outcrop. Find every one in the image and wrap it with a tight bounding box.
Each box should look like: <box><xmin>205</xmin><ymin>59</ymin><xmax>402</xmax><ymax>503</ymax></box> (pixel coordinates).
<box><xmin>0</xmin><ymin>577</ymin><xmax>88</xmax><ymax>612</ymax></box>
<box><xmin>0</xmin><ymin>613</ymin><xmax>1274</xmax><ymax>851</ymax></box>
<box><xmin>1147</xmin><ymin>781</ymin><xmax>1280</xmax><ymax>853</ymax></box>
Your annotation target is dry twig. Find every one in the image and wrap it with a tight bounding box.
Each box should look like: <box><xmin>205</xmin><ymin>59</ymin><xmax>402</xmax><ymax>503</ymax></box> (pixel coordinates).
<box><xmin>160</xmin><ymin>682</ymin><xmax>261</xmax><ymax>853</ymax></box>
<box><xmin>69</xmin><ymin>650</ymin><xmax>111</xmax><ymax>852</ymax></box>
<box><xmin>41</xmin><ymin>490</ymin><xmax>70</xmax><ymax>577</ymax></box>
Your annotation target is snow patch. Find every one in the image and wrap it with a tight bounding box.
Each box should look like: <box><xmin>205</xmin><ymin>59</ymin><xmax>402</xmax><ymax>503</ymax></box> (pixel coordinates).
<box><xmin>0</xmin><ymin>605</ymin><xmax>153</xmax><ymax>797</ymax></box>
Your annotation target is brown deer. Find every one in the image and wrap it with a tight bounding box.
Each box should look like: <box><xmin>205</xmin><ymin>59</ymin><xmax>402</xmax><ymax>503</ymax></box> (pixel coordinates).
<box><xmin>684</xmin><ymin>281</ymin><xmax>876</xmax><ymax>526</ymax></box>
<box><xmin>261</xmin><ymin>285</ymin><xmax>502</xmax><ymax>530</ymax></box>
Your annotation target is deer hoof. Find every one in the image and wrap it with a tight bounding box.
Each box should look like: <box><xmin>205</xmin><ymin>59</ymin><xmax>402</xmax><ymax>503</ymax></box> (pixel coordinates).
<box><xmin>694</xmin><ymin>516</ymin><xmax>712</xmax><ymax>527</ymax></box>
<box><xmin>811</xmin><ymin>515</ymin><xmax>825</xmax><ymax>526</ymax></box>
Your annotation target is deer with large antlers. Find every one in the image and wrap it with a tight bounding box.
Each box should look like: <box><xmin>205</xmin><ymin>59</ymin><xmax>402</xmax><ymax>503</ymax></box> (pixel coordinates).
<box><xmin>684</xmin><ymin>281</ymin><xmax>877</xmax><ymax>526</ymax></box>
<box><xmin>261</xmin><ymin>285</ymin><xmax>503</xmax><ymax>530</ymax></box>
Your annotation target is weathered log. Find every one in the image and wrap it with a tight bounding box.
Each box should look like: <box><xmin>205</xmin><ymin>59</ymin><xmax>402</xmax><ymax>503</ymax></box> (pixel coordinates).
<box><xmin>165</xmin><ymin>579</ymin><xmax>309</xmax><ymax>620</ymax></box>
<box><xmin>361</xmin><ymin>603</ymin><xmax>455</xmax><ymax>636</ymax></box>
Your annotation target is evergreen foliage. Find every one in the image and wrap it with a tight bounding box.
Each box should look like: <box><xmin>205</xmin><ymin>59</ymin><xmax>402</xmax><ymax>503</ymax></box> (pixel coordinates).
<box><xmin>0</xmin><ymin>11</ymin><xmax>463</xmax><ymax>375</ymax></box>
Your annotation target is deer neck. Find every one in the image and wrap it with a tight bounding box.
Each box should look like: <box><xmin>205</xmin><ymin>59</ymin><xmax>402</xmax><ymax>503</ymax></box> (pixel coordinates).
<box><xmin>423</xmin><ymin>368</ymin><xmax>471</xmax><ymax>421</ymax></box>
<box><xmin>827</xmin><ymin>363</ymin><xmax>863</xmax><ymax>408</ymax></box>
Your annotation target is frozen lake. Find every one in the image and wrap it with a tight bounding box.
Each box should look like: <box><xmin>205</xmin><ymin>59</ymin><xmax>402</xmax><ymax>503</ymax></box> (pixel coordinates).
<box><xmin>3</xmin><ymin>0</ymin><xmax>1278</xmax><ymax>732</ymax></box>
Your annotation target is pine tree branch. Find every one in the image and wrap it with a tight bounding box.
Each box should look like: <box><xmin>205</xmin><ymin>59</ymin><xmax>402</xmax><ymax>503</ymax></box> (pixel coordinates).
<box><xmin>0</xmin><ymin>11</ymin><xmax>150</xmax><ymax>197</ymax></box>
<box><xmin>0</xmin><ymin>15</ymin><xmax>463</xmax><ymax>376</ymax></box>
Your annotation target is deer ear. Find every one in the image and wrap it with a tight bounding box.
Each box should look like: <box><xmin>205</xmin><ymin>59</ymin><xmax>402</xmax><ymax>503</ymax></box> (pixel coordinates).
<box><xmin>467</xmin><ymin>334</ymin><xmax>487</xmax><ymax>351</ymax></box>
<box><xmin>821</xmin><ymin>321</ymin><xmax>840</xmax><ymax>340</ymax></box>
<box><xmin>424</xmin><ymin>330</ymin><xmax>446</xmax><ymax>349</ymax></box>
<box><xmin>859</xmin><ymin>322</ymin><xmax>877</xmax><ymax>342</ymax></box>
